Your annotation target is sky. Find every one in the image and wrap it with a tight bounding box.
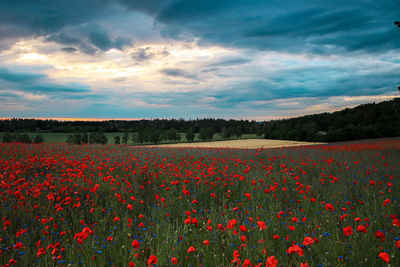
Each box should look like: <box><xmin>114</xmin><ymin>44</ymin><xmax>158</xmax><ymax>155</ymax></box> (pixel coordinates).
<box><xmin>0</xmin><ymin>0</ymin><xmax>399</xmax><ymax>120</ymax></box>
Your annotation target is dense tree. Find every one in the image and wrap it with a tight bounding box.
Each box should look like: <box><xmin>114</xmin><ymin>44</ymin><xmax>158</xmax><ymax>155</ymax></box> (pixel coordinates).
<box><xmin>73</xmin><ymin>134</ymin><xmax>82</xmax><ymax>145</ymax></box>
<box><xmin>33</xmin><ymin>134</ymin><xmax>44</xmax><ymax>143</ymax></box>
<box><xmin>199</xmin><ymin>127</ymin><xmax>214</xmax><ymax>141</ymax></box>
<box><xmin>186</xmin><ymin>128</ymin><xmax>195</xmax><ymax>142</ymax></box>
<box><xmin>122</xmin><ymin>132</ymin><xmax>129</xmax><ymax>144</ymax></box>
<box><xmin>2</xmin><ymin>133</ymin><xmax>13</xmax><ymax>142</ymax></box>
<box><xmin>81</xmin><ymin>133</ymin><xmax>88</xmax><ymax>144</ymax></box>
<box><xmin>114</xmin><ymin>136</ymin><xmax>121</xmax><ymax>145</ymax></box>
<box><xmin>66</xmin><ymin>135</ymin><xmax>74</xmax><ymax>144</ymax></box>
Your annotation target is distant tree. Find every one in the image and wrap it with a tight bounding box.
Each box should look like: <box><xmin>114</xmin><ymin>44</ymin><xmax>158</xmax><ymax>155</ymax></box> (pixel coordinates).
<box><xmin>137</xmin><ymin>130</ymin><xmax>145</xmax><ymax>144</ymax></box>
<box><xmin>17</xmin><ymin>133</ymin><xmax>32</xmax><ymax>143</ymax></box>
<box><xmin>81</xmin><ymin>133</ymin><xmax>88</xmax><ymax>144</ymax></box>
<box><xmin>73</xmin><ymin>134</ymin><xmax>82</xmax><ymax>145</ymax></box>
<box><xmin>255</xmin><ymin>125</ymin><xmax>264</xmax><ymax>136</ymax></box>
<box><xmin>33</xmin><ymin>134</ymin><xmax>44</xmax><ymax>143</ymax></box>
<box><xmin>131</xmin><ymin>133</ymin><xmax>137</xmax><ymax>144</ymax></box>
<box><xmin>166</xmin><ymin>128</ymin><xmax>179</xmax><ymax>142</ymax></box>
<box><xmin>199</xmin><ymin>127</ymin><xmax>214</xmax><ymax>141</ymax></box>
<box><xmin>97</xmin><ymin>132</ymin><xmax>108</xmax><ymax>145</ymax></box>
<box><xmin>66</xmin><ymin>135</ymin><xmax>74</xmax><ymax>144</ymax></box>
<box><xmin>150</xmin><ymin>130</ymin><xmax>161</xmax><ymax>144</ymax></box>
<box><xmin>233</xmin><ymin>126</ymin><xmax>242</xmax><ymax>138</ymax></box>
<box><xmin>122</xmin><ymin>132</ymin><xmax>129</xmax><ymax>144</ymax></box>
<box><xmin>186</xmin><ymin>128</ymin><xmax>195</xmax><ymax>142</ymax></box>
<box><xmin>89</xmin><ymin>133</ymin><xmax>96</xmax><ymax>144</ymax></box>
<box><xmin>2</xmin><ymin>133</ymin><xmax>13</xmax><ymax>142</ymax></box>
<box><xmin>114</xmin><ymin>136</ymin><xmax>121</xmax><ymax>145</ymax></box>
<box><xmin>222</xmin><ymin>127</ymin><xmax>233</xmax><ymax>139</ymax></box>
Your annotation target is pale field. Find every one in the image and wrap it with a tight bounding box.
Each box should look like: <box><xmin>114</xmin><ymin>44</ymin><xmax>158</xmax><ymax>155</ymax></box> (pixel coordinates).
<box><xmin>152</xmin><ymin>139</ymin><xmax>325</xmax><ymax>149</ymax></box>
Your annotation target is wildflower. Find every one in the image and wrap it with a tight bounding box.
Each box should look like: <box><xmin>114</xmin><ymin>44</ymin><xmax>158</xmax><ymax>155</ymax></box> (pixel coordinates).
<box><xmin>240</xmin><ymin>225</ymin><xmax>247</xmax><ymax>232</ymax></box>
<box><xmin>257</xmin><ymin>221</ymin><xmax>267</xmax><ymax>230</ymax></box>
<box><xmin>171</xmin><ymin>257</ymin><xmax>178</xmax><ymax>264</ymax></box>
<box><xmin>375</xmin><ymin>230</ymin><xmax>385</xmax><ymax>242</ymax></box>
<box><xmin>13</xmin><ymin>242</ymin><xmax>23</xmax><ymax>250</ymax></box>
<box><xmin>266</xmin><ymin>255</ymin><xmax>278</xmax><ymax>267</ymax></box>
<box><xmin>303</xmin><ymin>236</ymin><xmax>314</xmax><ymax>246</ymax></box>
<box><xmin>187</xmin><ymin>246</ymin><xmax>196</xmax><ymax>253</ymax></box>
<box><xmin>147</xmin><ymin>255</ymin><xmax>157</xmax><ymax>266</ymax></box>
<box><xmin>287</xmin><ymin>244</ymin><xmax>304</xmax><ymax>256</ymax></box>
<box><xmin>132</xmin><ymin>240</ymin><xmax>140</xmax><ymax>248</ymax></box>
<box><xmin>383</xmin><ymin>199</ymin><xmax>391</xmax><ymax>206</ymax></box>
<box><xmin>343</xmin><ymin>226</ymin><xmax>353</xmax><ymax>236</ymax></box>
<box><xmin>357</xmin><ymin>225</ymin><xmax>367</xmax><ymax>233</ymax></box>
<box><xmin>379</xmin><ymin>252</ymin><xmax>390</xmax><ymax>263</ymax></box>
<box><xmin>325</xmin><ymin>203</ymin><xmax>334</xmax><ymax>211</ymax></box>
<box><xmin>37</xmin><ymin>247</ymin><xmax>46</xmax><ymax>257</ymax></box>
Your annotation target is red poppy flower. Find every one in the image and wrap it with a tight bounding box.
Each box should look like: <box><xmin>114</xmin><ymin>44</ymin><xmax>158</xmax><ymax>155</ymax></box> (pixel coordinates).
<box><xmin>343</xmin><ymin>226</ymin><xmax>353</xmax><ymax>236</ymax></box>
<box><xmin>375</xmin><ymin>230</ymin><xmax>385</xmax><ymax>241</ymax></box>
<box><xmin>132</xmin><ymin>239</ymin><xmax>140</xmax><ymax>248</ymax></box>
<box><xmin>257</xmin><ymin>220</ymin><xmax>267</xmax><ymax>230</ymax></box>
<box><xmin>379</xmin><ymin>252</ymin><xmax>390</xmax><ymax>263</ymax></box>
<box><xmin>187</xmin><ymin>246</ymin><xmax>196</xmax><ymax>253</ymax></box>
<box><xmin>325</xmin><ymin>203</ymin><xmax>334</xmax><ymax>211</ymax></box>
<box><xmin>303</xmin><ymin>236</ymin><xmax>314</xmax><ymax>246</ymax></box>
<box><xmin>266</xmin><ymin>255</ymin><xmax>278</xmax><ymax>267</ymax></box>
<box><xmin>383</xmin><ymin>199</ymin><xmax>391</xmax><ymax>206</ymax></box>
<box><xmin>240</xmin><ymin>225</ymin><xmax>247</xmax><ymax>232</ymax></box>
<box><xmin>147</xmin><ymin>255</ymin><xmax>157</xmax><ymax>265</ymax></box>
<box><xmin>287</xmin><ymin>244</ymin><xmax>304</xmax><ymax>256</ymax></box>
<box><xmin>13</xmin><ymin>242</ymin><xmax>23</xmax><ymax>250</ymax></box>
<box><xmin>171</xmin><ymin>257</ymin><xmax>178</xmax><ymax>264</ymax></box>
<box><xmin>357</xmin><ymin>225</ymin><xmax>367</xmax><ymax>233</ymax></box>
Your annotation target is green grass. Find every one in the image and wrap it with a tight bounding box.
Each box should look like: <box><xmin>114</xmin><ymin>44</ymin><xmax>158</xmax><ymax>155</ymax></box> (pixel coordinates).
<box><xmin>0</xmin><ymin>132</ymin><xmax>260</xmax><ymax>144</ymax></box>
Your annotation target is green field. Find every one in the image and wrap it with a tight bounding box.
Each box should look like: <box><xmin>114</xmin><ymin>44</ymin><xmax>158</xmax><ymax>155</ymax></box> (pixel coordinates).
<box><xmin>0</xmin><ymin>132</ymin><xmax>259</xmax><ymax>144</ymax></box>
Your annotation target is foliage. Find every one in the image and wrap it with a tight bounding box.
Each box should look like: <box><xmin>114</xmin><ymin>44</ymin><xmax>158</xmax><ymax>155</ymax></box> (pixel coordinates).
<box><xmin>33</xmin><ymin>134</ymin><xmax>45</xmax><ymax>144</ymax></box>
<box><xmin>264</xmin><ymin>98</ymin><xmax>400</xmax><ymax>142</ymax></box>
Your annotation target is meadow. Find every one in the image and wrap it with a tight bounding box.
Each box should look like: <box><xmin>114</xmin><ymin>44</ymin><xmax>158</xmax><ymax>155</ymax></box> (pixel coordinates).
<box><xmin>0</xmin><ymin>140</ymin><xmax>399</xmax><ymax>266</ymax></box>
<box><xmin>0</xmin><ymin>133</ymin><xmax>259</xmax><ymax>144</ymax></box>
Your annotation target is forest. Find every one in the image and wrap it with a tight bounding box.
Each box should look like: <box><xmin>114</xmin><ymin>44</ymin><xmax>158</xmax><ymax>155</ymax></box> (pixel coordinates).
<box><xmin>1</xmin><ymin>98</ymin><xmax>399</xmax><ymax>143</ymax></box>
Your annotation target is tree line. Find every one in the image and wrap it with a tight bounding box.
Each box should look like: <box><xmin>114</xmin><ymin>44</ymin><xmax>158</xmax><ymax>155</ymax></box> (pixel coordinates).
<box><xmin>1</xmin><ymin>98</ymin><xmax>399</xmax><ymax>144</ymax></box>
<box><xmin>2</xmin><ymin>133</ymin><xmax>44</xmax><ymax>144</ymax></box>
<box><xmin>0</xmin><ymin>118</ymin><xmax>262</xmax><ymax>135</ymax></box>
<box><xmin>263</xmin><ymin>98</ymin><xmax>400</xmax><ymax>142</ymax></box>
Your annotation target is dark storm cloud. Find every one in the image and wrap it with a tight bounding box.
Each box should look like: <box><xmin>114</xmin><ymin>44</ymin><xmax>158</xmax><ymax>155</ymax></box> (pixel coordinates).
<box><xmin>0</xmin><ymin>67</ymin><xmax>46</xmax><ymax>82</ymax></box>
<box><xmin>132</xmin><ymin>47</ymin><xmax>154</xmax><ymax>61</ymax></box>
<box><xmin>0</xmin><ymin>0</ymin><xmax>132</xmax><ymax>53</ymax></box>
<box><xmin>206</xmin><ymin>66</ymin><xmax>400</xmax><ymax>108</ymax></box>
<box><xmin>154</xmin><ymin>0</ymin><xmax>400</xmax><ymax>54</ymax></box>
<box><xmin>208</xmin><ymin>57</ymin><xmax>251</xmax><ymax>67</ymax></box>
<box><xmin>61</xmin><ymin>47</ymin><xmax>78</xmax><ymax>53</ymax></box>
<box><xmin>0</xmin><ymin>66</ymin><xmax>92</xmax><ymax>96</ymax></box>
<box><xmin>0</xmin><ymin>0</ymin><xmax>114</xmax><ymax>49</ymax></box>
<box><xmin>1</xmin><ymin>0</ymin><xmax>398</xmax><ymax>55</ymax></box>
<box><xmin>160</xmin><ymin>68</ymin><xmax>198</xmax><ymax>80</ymax></box>
<box><xmin>46</xmin><ymin>24</ymin><xmax>132</xmax><ymax>54</ymax></box>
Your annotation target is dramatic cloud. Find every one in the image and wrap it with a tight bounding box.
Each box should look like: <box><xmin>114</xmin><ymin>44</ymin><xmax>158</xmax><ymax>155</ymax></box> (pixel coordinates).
<box><xmin>0</xmin><ymin>0</ymin><xmax>399</xmax><ymax>119</ymax></box>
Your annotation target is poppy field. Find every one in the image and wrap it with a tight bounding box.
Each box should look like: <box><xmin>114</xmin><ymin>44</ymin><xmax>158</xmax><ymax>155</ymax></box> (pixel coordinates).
<box><xmin>0</xmin><ymin>141</ymin><xmax>399</xmax><ymax>266</ymax></box>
